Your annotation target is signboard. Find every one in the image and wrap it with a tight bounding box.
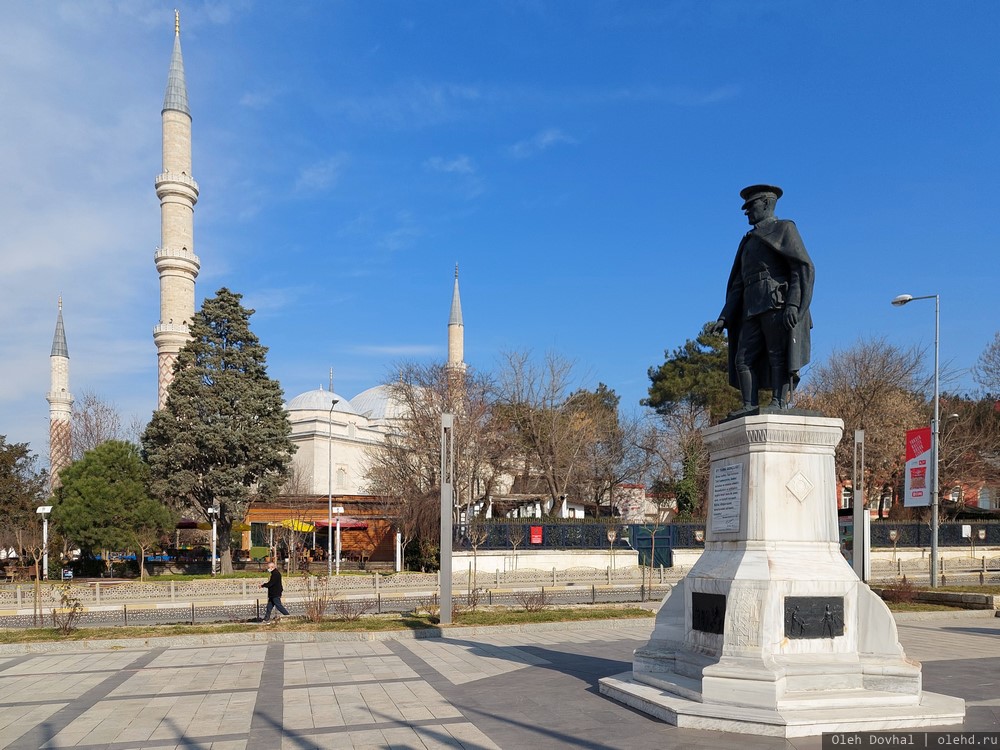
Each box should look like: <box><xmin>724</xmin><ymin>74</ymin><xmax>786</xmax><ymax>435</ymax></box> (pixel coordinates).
<box><xmin>903</xmin><ymin>427</ymin><xmax>932</xmax><ymax>507</ymax></box>
<box><xmin>529</xmin><ymin>525</ymin><xmax>543</xmax><ymax>545</ymax></box>
<box><xmin>711</xmin><ymin>463</ymin><xmax>743</xmax><ymax>533</ymax></box>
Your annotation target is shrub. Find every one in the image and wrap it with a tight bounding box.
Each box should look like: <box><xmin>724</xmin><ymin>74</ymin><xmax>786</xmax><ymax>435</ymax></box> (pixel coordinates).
<box><xmin>50</xmin><ymin>583</ymin><xmax>84</xmax><ymax>634</ymax></box>
<box><xmin>514</xmin><ymin>588</ymin><xmax>547</xmax><ymax>612</ymax></box>
<box><xmin>882</xmin><ymin>575</ymin><xmax>917</xmax><ymax>604</ymax></box>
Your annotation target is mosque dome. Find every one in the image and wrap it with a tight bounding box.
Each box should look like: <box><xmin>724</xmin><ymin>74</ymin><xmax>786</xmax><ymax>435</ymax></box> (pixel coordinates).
<box><xmin>351</xmin><ymin>384</ymin><xmax>407</xmax><ymax>422</ymax></box>
<box><xmin>285</xmin><ymin>387</ymin><xmax>358</xmax><ymax>415</ymax></box>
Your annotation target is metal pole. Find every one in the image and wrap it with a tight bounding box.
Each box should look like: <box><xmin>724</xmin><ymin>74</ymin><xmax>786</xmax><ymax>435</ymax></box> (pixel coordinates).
<box><xmin>440</xmin><ymin>414</ymin><xmax>455</xmax><ymax>624</ymax></box>
<box><xmin>211</xmin><ymin>512</ymin><xmax>217</xmax><ymax>576</ymax></box>
<box><xmin>42</xmin><ymin>515</ymin><xmax>49</xmax><ymax>580</ymax></box>
<box><xmin>931</xmin><ymin>295</ymin><xmax>940</xmax><ymax>588</ymax></box>
<box><xmin>852</xmin><ymin>430</ymin><xmax>864</xmax><ymax>581</ymax></box>
<box><xmin>328</xmin><ymin>399</ymin><xmax>334</xmax><ymax>579</ymax></box>
<box><xmin>335</xmin><ymin>515</ymin><xmax>341</xmax><ymax>575</ymax></box>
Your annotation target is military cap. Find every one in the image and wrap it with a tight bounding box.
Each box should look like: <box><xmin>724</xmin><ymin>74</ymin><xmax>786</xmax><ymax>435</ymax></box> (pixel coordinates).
<box><xmin>740</xmin><ymin>184</ymin><xmax>783</xmax><ymax>209</ymax></box>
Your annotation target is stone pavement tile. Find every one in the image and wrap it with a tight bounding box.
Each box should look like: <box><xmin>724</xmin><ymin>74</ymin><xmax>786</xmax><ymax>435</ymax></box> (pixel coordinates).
<box><xmin>0</xmin><ymin>702</ymin><xmax>65</xmax><ymax>750</ymax></box>
<box><xmin>284</xmin><ymin>641</ymin><xmax>393</xmax><ymax>661</ymax></box>
<box><xmin>2</xmin><ymin>651</ymin><xmax>141</xmax><ymax>675</ymax></box>
<box><xmin>283</xmin><ymin>653</ymin><xmax>418</xmax><ymax>686</ymax></box>
<box><xmin>45</xmin><ymin>691</ymin><xmax>255</xmax><ymax>747</ymax></box>
<box><xmin>147</xmin><ymin>644</ymin><xmax>267</xmax><ymax>668</ymax></box>
<box><xmin>108</xmin><ymin>661</ymin><xmax>263</xmax><ymax>696</ymax></box>
<box><xmin>0</xmin><ymin>671</ymin><xmax>107</xmax><ymax>702</ymax></box>
<box><xmin>897</xmin><ymin>617</ymin><xmax>1000</xmax><ymax>663</ymax></box>
<box><xmin>396</xmin><ymin>638</ymin><xmax>548</xmax><ymax>685</ymax></box>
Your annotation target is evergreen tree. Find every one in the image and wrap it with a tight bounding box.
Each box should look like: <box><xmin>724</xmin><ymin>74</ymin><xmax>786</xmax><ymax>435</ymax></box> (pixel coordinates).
<box><xmin>142</xmin><ymin>288</ymin><xmax>295</xmax><ymax>574</ymax></box>
<box><xmin>0</xmin><ymin>436</ymin><xmax>48</xmax><ymax>563</ymax></box>
<box><xmin>643</xmin><ymin>324</ymin><xmax>737</xmax><ymax>520</ymax></box>
<box><xmin>644</xmin><ymin>322</ymin><xmax>739</xmax><ymax>422</ymax></box>
<box><xmin>53</xmin><ymin>440</ymin><xmax>174</xmax><ymax>577</ymax></box>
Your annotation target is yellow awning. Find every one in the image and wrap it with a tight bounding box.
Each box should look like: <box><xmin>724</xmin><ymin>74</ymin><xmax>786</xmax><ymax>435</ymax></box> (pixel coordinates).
<box><xmin>269</xmin><ymin>519</ymin><xmax>315</xmax><ymax>532</ymax></box>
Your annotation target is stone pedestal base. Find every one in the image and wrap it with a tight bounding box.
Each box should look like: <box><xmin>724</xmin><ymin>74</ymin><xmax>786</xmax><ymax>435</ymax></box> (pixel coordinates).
<box><xmin>599</xmin><ymin>414</ymin><xmax>965</xmax><ymax>737</ymax></box>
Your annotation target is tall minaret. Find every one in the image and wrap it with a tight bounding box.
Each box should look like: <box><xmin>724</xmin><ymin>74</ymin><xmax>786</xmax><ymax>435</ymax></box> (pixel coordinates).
<box><xmin>447</xmin><ymin>264</ymin><xmax>466</xmax><ymax>373</ymax></box>
<box><xmin>153</xmin><ymin>10</ymin><xmax>200</xmax><ymax>408</ymax></box>
<box><xmin>47</xmin><ymin>298</ymin><xmax>73</xmax><ymax>490</ymax></box>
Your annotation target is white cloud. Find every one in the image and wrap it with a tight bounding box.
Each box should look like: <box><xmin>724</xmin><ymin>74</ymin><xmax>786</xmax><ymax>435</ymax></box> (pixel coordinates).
<box><xmin>295</xmin><ymin>155</ymin><xmax>348</xmax><ymax>193</ymax></box>
<box><xmin>508</xmin><ymin>128</ymin><xmax>578</xmax><ymax>159</ymax></box>
<box><xmin>424</xmin><ymin>155</ymin><xmax>476</xmax><ymax>174</ymax></box>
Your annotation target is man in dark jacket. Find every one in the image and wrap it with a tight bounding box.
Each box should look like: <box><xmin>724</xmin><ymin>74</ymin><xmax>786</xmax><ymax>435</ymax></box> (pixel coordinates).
<box><xmin>710</xmin><ymin>184</ymin><xmax>814</xmax><ymax>414</ymax></box>
<box><xmin>260</xmin><ymin>561</ymin><xmax>290</xmax><ymax>623</ymax></box>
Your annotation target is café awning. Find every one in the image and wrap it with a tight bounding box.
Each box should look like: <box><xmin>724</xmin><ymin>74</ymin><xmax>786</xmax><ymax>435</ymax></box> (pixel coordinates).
<box><xmin>314</xmin><ymin>517</ymin><xmax>369</xmax><ymax>530</ymax></box>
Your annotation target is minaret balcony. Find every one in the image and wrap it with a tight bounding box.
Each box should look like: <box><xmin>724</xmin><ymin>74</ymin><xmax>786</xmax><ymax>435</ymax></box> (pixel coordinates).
<box><xmin>155</xmin><ymin>171</ymin><xmax>200</xmax><ymax>202</ymax></box>
<box><xmin>154</xmin><ymin>246</ymin><xmax>201</xmax><ymax>275</ymax></box>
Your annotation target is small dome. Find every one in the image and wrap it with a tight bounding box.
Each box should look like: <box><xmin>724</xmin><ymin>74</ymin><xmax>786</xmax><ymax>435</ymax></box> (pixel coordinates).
<box><xmin>351</xmin><ymin>384</ymin><xmax>406</xmax><ymax>422</ymax></box>
<box><xmin>286</xmin><ymin>387</ymin><xmax>358</xmax><ymax>415</ymax></box>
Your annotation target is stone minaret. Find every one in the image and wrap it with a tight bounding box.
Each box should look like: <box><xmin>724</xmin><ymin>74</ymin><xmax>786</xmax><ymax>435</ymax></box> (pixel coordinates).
<box><xmin>153</xmin><ymin>10</ymin><xmax>200</xmax><ymax>408</ymax></box>
<box><xmin>447</xmin><ymin>264</ymin><xmax>466</xmax><ymax>373</ymax></box>
<box><xmin>47</xmin><ymin>298</ymin><xmax>73</xmax><ymax>490</ymax></box>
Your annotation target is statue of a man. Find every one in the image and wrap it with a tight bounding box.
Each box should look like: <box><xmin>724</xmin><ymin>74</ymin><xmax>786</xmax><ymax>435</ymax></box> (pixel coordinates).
<box><xmin>710</xmin><ymin>185</ymin><xmax>814</xmax><ymax>415</ymax></box>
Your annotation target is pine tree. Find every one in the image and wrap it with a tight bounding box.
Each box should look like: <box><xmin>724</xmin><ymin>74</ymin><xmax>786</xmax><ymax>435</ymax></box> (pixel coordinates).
<box><xmin>142</xmin><ymin>288</ymin><xmax>295</xmax><ymax>574</ymax></box>
<box><xmin>54</xmin><ymin>440</ymin><xmax>174</xmax><ymax>578</ymax></box>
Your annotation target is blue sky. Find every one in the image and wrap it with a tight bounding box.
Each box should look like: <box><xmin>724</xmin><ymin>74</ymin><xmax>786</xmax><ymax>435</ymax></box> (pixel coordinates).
<box><xmin>2</xmin><ymin>1</ymin><xmax>998</xmax><ymax>466</ymax></box>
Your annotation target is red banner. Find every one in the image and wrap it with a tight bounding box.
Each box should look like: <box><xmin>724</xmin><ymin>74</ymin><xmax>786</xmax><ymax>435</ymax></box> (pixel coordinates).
<box><xmin>904</xmin><ymin>426</ymin><xmax>932</xmax><ymax>507</ymax></box>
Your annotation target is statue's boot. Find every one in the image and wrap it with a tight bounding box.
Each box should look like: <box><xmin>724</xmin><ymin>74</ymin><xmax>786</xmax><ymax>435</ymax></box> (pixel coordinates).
<box><xmin>731</xmin><ymin>368</ymin><xmax>757</xmax><ymax>416</ymax></box>
<box><xmin>771</xmin><ymin>367</ymin><xmax>791</xmax><ymax>409</ymax></box>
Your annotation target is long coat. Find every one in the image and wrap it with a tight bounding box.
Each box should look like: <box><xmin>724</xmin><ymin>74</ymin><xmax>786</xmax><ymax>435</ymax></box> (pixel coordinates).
<box><xmin>719</xmin><ymin>218</ymin><xmax>815</xmax><ymax>390</ymax></box>
<box><xmin>262</xmin><ymin>569</ymin><xmax>283</xmax><ymax>598</ymax></box>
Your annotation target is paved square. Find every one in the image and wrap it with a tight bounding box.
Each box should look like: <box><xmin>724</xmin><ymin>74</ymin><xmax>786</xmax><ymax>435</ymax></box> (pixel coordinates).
<box><xmin>0</xmin><ymin>613</ymin><xmax>996</xmax><ymax>749</ymax></box>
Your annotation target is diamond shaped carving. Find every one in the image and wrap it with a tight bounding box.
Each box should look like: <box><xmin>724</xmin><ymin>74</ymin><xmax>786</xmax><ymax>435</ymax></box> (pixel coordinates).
<box><xmin>786</xmin><ymin>472</ymin><xmax>814</xmax><ymax>503</ymax></box>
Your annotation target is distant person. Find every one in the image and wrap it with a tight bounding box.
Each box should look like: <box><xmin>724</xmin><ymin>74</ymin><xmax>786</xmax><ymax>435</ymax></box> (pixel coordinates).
<box><xmin>260</xmin><ymin>561</ymin><xmax>289</xmax><ymax>624</ymax></box>
<box><xmin>710</xmin><ymin>184</ymin><xmax>814</xmax><ymax>415</ymax></box>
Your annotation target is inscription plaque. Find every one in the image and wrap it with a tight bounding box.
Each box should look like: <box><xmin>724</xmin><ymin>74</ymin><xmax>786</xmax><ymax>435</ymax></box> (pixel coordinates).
<box><xmin>692</xmin><ymin>592</ymin><xmax>726</xmax><ymax>634</ymax></box>
<box><xmin>784</xmin><ymin>596</ymin><xmax>844</xmax><ymax>639</ymax></box>
<box><xmin>711</xmin><ymin>463</ymin><xmax>743</xmax><ymax>533</ymax></box>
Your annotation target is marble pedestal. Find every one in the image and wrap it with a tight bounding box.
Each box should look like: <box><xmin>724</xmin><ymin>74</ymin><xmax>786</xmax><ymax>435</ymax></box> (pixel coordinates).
<box><xmin>600</xmin><ymin>414</ymin><xmax>965</xmax><ymax>737</ymax></box>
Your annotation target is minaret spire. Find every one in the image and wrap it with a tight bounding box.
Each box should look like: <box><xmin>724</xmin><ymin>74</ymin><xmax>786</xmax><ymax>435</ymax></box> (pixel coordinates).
<box><xmin>447</xmin><ymin>264</ymin><xmax>466</xmax><ymax>373</ymax></box>
<box><xmin>47</xmin><ymin>297</ymin><xmax>73</xmax><ymax>490</ymax></box>
<box><xmin>154</xmin><ymin>11</ymin><xmax>200</xmax><ymax>408</ymax></box>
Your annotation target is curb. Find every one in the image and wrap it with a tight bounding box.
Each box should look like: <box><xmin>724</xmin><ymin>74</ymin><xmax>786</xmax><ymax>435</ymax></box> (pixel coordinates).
<box><xmin>0</xmin><ymin>615</ymin><xmax>656</xmax><ymax>655</ymax></box>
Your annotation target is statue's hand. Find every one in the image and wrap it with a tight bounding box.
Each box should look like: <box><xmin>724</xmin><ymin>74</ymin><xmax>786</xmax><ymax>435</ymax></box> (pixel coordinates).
<box><xmin>709</xmin><ymin>318</ymin><xmax>726</xmax><ymax>335</ymax></box>
<box><xmin>783</xmin><ymin>306</ymin><xmax>799</xmax><ymax>331</ymax></box>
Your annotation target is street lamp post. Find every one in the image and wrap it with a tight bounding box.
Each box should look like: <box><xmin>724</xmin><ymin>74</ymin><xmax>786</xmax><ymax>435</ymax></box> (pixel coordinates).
<box><xmin>37</xmin><ymin>506</ymin><xmax>52</xmax><ymax>580</ymax></box>
<box><xmin>327</xmin><ymin>395</ymin><xmax>339</xmax><ymax>579</ymax></box>
<box><xmin>207</xmin><ymin>506</ymin><xmax>218</xmax><ymax>576</ymax></box>
<box><xmin>891</xmin><ymin>293</ymin><xmax>940</xmax><ymax>587</ymax></box>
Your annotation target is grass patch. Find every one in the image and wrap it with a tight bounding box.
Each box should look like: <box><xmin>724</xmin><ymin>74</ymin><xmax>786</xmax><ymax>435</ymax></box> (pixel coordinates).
<box><xmin>934</xmin><ymin>585</ymin><xmax>1000</xmax><ymax>595</ymax></box>
<box><xmin>453</xmin><ymin>606</ymin><xmax>654</xmax><ymax>626</ymax></box>
<box><xmin>0</xmin><ymin>606</ymin><xmax>652</xmax><ymax>645</ymax></box>
<box><xmin>884</xmin><ymin>601</ymin><xmax>970</xmax><ymax>613</ymax></box>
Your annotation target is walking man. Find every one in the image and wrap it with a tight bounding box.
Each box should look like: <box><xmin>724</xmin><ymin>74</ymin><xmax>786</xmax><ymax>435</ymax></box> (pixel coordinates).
<box><xmin>260</xmin><ymin>561</ymin><xmax>289</xmax><ymax>624</ymax></box>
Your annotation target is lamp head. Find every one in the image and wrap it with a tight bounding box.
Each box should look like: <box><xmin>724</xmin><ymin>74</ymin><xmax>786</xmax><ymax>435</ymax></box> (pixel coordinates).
<box><xmin>891</xmin><ymin>294</ymin><xmax>914</xmax><ymax>307</ymax></box>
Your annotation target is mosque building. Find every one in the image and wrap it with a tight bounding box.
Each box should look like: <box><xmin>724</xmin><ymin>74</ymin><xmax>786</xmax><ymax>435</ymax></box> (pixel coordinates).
<box><xmin>146</xmin><ymin>16</ymin><xmax>465</xmax><ymax>565</ymax></box>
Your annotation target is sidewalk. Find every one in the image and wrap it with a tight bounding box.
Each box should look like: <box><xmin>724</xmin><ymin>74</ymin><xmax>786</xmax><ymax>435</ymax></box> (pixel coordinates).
<box><xmin>0</xmin><ymin>611</ymin><xmax>997</xmax><ymax>749</ymax></box>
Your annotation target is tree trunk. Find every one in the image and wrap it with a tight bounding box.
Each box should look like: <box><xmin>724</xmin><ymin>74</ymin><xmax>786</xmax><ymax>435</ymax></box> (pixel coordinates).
<box><xmin>220</xmin><ymin>548</ymin><xmax>234</xmax><ymax>576</ymax></box>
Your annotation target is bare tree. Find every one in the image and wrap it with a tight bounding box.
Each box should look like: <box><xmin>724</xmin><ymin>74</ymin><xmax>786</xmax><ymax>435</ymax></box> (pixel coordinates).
<box><xmin>936</xmin><ymin>394</ymin><xmax>1000</xmax><ymax>514</ymax></box>
<box><xmin>493</xmin><ymin>350</ymin><xmax>611</xmax><ymax>514</ymax></box>
<box><xmin>644</xmin><ymin>401</ymin><xmax>711</xmax><ymax>519</ymax></box>
<box><xmin>797</xmin><ymin>337</ymin><xmax>926</xmax><ymax>512</ymax></box>
<box><xmin>973</xmin><ymin>331</ymin><xmax>1000</xmax><ymax>396</ymax></box>
<box><xmin>72</xmin><ymin>391</ymin><xmax>144</xmax><ymax>459</ymax></box>
<box><xmin>365</xmin><ymin>362</ymin><xmax>513</xmax><ymax>569</ymax></box>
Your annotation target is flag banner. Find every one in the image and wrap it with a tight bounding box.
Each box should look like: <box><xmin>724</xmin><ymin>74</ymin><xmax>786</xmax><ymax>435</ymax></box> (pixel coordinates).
<box><xmin>904</xmin><ymin>426</ymin><xmax>932</xmax><ymax>507</ymax></box>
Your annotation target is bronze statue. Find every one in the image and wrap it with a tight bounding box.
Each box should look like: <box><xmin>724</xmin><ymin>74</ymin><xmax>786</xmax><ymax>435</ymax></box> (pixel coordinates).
<box><xmin>710</xmin><ymin>185</ymin><xmax>814</xmax><ymax>415</ymax></box>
